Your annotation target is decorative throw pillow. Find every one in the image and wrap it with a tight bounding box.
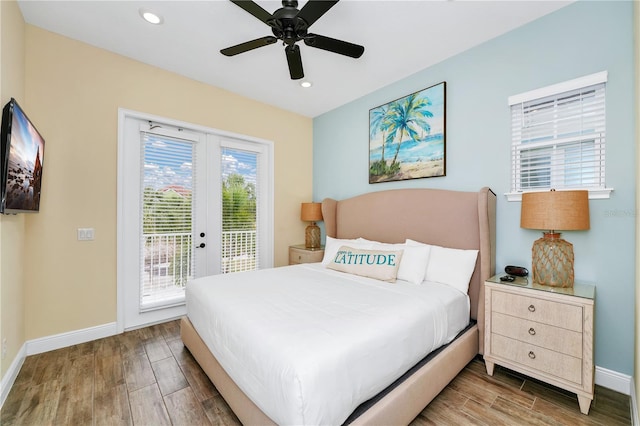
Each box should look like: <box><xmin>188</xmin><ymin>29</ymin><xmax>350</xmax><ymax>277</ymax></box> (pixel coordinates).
<box><xmin>326</xmin><ymin>245</ymin><xmax>404</xmax><ymax>282</ymax></box>
<box><xmin>406</xmin><ymin>239</ymin><xmax>478</xmax><ymax>293</ymax></box>
<box><xmin>360</xmin><ymin>240</ymin><xmax>431</xmax><ymax>285</ymax></box>
<box><xmin>321</xmin><ymin>236</ymin><xmax>370</xmax><ymax>266</ymax></box>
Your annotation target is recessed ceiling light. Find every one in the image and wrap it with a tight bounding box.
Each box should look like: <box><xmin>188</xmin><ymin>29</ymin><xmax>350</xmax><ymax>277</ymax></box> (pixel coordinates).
<box><xmin>140</xmin><ymin>9</ymin><xmax>163</xmax><ymax>25</ymax></box>
<box><xmin>300</xmin><ymin>81</ymin><xmax>312</xmax><ymax>88</ymax></box>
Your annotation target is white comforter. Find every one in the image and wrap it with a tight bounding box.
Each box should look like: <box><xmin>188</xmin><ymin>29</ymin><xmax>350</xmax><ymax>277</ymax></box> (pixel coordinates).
<box><xmin>186</xmin><ymin>263</ymin><xmax>469</xmax><ymax>425</ymax></box>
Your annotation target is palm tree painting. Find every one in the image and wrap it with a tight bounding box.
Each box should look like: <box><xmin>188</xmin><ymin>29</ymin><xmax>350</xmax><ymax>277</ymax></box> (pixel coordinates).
<box><xmin>369</xmin><ymin>82</ymin><xmax>446</xmax><ymax>183</ymax></box>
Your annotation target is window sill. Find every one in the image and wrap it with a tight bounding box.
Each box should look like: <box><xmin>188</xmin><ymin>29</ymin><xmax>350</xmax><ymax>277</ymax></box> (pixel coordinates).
<box><xmin>505</xmin><ymin>188</ymin><xmax>614</xmax><ymax>202</ymax></box>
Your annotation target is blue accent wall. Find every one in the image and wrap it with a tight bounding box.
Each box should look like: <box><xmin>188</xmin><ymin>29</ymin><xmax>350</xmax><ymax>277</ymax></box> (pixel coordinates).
<box><xmin>313</xmin><ymin>1</ymin><xmax>635</xmax><ymax>375</ymax></box>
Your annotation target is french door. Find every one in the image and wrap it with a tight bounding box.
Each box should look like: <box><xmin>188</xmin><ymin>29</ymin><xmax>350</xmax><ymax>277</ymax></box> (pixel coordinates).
<box><xmin>117</xmin><ymin>110</ymin><xmax>273</xmax><ymax>331</ymax></box>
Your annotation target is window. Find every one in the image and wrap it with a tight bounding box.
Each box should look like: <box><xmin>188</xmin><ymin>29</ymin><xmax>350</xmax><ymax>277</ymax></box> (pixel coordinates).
<box><xmin>507</xmin><ymin>71</ymin><xmax>611</xmax><ymax>200</ymax></box>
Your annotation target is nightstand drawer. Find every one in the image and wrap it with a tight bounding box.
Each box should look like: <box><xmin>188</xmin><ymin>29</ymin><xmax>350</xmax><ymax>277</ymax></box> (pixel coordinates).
<box><xmin>491</xmin><ymin>312</ymin><xmax>583</xmax><ymax>358</ymax></box>
<box><xmin>491</xmin><ymin>334</ymin><xmax>582</xmax><ymax>384</ymax></box>
<box><xmin>492</xmin><ymin>290</ymin><xmax>583</xmax><ymax>332</ymax></box>
<box><xmin>289</xmin><ymin>246</ymin><xmax>324</xmax><ymax>264</ymax></box>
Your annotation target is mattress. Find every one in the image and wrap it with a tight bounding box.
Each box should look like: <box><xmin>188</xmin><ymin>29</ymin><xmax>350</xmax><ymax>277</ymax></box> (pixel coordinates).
<box><xmin>186</xmin><ymin>263</ymin><xmax>470</xmax><ymax>426</ymax></box>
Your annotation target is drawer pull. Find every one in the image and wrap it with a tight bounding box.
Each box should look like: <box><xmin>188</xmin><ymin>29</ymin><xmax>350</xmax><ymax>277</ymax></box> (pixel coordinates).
<box><xmin>528</xmin><ymin>304</ymin><xmax>536</xmax><ymax>312</ymax></box>
<box><xmin>528</xmin><ymin>327</ymin><xmax>536</xmax><ymax>336</ymax></box>
<box><xmin>528</xmin><ymin>351</ymin><xmax>536</xmax><ymax>359</ymax></box>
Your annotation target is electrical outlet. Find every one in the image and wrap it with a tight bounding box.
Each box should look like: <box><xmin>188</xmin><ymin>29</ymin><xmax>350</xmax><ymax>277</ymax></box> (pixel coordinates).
<box><xmin>2</xmin><ymin>338</ymin><xmax>7</xmax><ymax>359</ymax></box>
<box><xmin>77</xmin><ymin>228</ymin><xmax>95</xmax><ymax>241</ymax></box>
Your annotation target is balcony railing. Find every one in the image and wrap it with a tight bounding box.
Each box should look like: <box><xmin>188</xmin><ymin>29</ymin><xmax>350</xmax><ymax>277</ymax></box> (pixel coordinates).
<box><xmin>221</xmin><ymin>230</ymin><xmax>257</xmax><ymax>273</ymax></box>
<box><xmin>141</xmin><ymin>230</ymin><xmax>257</xmax><ymax>308</ymax></box>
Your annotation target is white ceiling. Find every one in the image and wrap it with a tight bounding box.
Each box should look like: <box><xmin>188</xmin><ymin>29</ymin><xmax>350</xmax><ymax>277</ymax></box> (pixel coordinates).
<box><xmin>17</xmin><ymin>0</ymin><xmax>573</xmax><ymax>118</ymax></box>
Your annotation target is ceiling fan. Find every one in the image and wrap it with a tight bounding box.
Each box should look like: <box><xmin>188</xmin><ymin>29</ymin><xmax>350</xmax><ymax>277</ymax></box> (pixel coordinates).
<box><xmin>220</xmin><ymin>0</ymin><xmax>365</xmax><ymax>80</ymax></box>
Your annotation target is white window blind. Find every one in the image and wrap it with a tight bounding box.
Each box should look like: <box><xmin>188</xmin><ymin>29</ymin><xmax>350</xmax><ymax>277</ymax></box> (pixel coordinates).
<box><xmin>140</xmin><ymin>127</ymin><xmax>196</xmax><ymax>311</ymax></box>
<box><xmin>509</xmin><ymin>72</ymin><xmax>608</xmax><ymax>197</ymax></box>
<box><xmin>220</xmin><ymin>146</ymin><xmax>259</xmax><ymax>273</ymax></box>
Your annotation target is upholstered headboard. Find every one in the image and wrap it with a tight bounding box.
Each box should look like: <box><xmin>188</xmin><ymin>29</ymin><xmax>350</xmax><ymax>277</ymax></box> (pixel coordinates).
<box><xmin>322</xmin><ymin>187</ymin><xmax>496</xmax><ymax>354</ymax></box>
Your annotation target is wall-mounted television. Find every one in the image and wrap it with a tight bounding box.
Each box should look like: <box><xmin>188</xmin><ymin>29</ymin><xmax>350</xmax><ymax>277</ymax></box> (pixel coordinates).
<box><xmin>0</xmin><ymin>98</ymin><xmax>45</xmax><ymax>214</ymax></box>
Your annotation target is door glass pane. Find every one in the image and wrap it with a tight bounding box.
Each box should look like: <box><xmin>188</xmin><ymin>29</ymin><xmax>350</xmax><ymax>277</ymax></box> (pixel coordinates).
<box><xmin>221</xmin><ymin>147</ymin><xmax>258</xmax><ymax>273</ymax></box>
<box><xmin>140</xmin><ymin>132</ymin><xmax>195</xmax><ymax>311</ymax></box>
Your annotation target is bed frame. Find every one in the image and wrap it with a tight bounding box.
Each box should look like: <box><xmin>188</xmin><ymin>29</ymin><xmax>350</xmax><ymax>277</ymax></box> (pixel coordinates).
<box><xmin>181</xmin><ymin>187</ymin><xmax>496</xmax><ymax>425</ymax></box>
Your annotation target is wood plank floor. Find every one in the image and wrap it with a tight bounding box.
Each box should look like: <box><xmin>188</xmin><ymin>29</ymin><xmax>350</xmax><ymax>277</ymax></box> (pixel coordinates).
<box><xmin>1</xmin><ymin>319</ymin><xmax>631</xmax><ymax>425</ymax></box>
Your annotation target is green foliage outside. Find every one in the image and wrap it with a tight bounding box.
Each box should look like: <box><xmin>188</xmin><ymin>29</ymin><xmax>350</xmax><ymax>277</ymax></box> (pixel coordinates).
<box><xmin>143</xmin><ymin>172</ymin><xmax>256</xmax><ymax>234</ymax></box>
<box><xmin>143</xmin><ymin>187</ymin><xmax>192</xmax><ymax>234</ymax></box>
<box><xmin>222</xmin><ymin>173</ymin><xmax>256</xmax><ymax>231</ymax></box>
<box><xmin>143</xmin><ymin>173</ymin><xmax>257</xmax><ymax>285</ymax></box>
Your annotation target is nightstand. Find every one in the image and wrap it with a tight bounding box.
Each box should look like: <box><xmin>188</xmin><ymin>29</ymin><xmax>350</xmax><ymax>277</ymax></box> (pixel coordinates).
<box><xmin>289</xmin><ymin>244</ymin><xmax>325</xmax><ymax>265</ymax></box>
<box><xmin>484</xmin><ymin>274</ymin><xmax>595</xmax><ymax>415</ymax></box>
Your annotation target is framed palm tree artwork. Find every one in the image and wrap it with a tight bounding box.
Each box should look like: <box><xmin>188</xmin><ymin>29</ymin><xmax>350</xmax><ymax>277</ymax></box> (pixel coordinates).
<box><xmin>369</xmin><ymin>82</ymin><xmax>446</xmax><ymax>183</ymax></box>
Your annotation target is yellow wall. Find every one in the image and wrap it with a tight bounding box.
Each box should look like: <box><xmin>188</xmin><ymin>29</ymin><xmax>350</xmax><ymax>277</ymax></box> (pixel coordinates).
<box><xmin>0</xmin><ymin>0</ymin><xmax>26</xmax><ymax>379</ymax></box>
<box><xmin>22</xmin><ymin>26</ymin><xmax>312</xmax><ymax>340</ymax></box>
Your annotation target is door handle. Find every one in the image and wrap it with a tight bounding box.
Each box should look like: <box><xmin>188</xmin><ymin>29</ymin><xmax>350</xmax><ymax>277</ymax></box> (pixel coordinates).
<box><xmin>196</xmin><ymin>243</ymin><xmax>205</xmax><ymax>248</ymax></box>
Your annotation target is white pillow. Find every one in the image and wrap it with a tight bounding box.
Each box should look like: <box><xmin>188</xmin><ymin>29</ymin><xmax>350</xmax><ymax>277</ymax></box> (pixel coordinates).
<box><xmin>406</xmin><ymin>239</ymin><xmax>478</xmax><ymax>294</ymax></box>
<box><xmin>326</xmin><ymin>245</ymin><xmax>403</xmax><ymax>282</ymax></box>
<box><xmin>405</xmin><ymin>239</ymin><xmax>434</xmax><ymax>277</ymax></box>
<box><xmin>322</xmin><ymin>236</ymin><xmax>370</xmax><ymax>266</ymax></box>
<box><xmin>364</xmin><ymin>241</ymin><xmax>431</xmax><ymax>285</ymax></box>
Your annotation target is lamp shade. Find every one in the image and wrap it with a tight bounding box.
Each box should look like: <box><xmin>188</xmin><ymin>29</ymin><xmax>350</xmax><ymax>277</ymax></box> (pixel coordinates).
<box><xmin>301</xmin><ymin>202</ymin><xmax>323</xmax><ymax>222</ymax></box>
<box><xmin>521</xmin><ymin>190</ymin><xmax>589</xmax><ymax>288</ymax></box>
<box><xmin>521</xmin><ymin>190</ymin><xmax>590</xmax><ymax>231</ymax></box>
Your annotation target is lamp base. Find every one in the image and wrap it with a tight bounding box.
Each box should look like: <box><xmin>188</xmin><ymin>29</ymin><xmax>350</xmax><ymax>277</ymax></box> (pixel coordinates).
<box><xmin>531</xmin><ymin>232</ymin><xmax>575</xmax><ymax>288</ymax></box>
<box><xmin>305</xmin><ymin>222</ymin><xmax>321</xmax><ymax>249</ymax></box>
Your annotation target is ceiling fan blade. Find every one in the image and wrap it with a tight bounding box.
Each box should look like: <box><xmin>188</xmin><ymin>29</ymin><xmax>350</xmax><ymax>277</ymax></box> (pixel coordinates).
<box><xmin>304</xmin><ymin>34</ymin><xmax>364</xmax><ymax>58</ymax></box>
<box><xmin>296</xmin><ymin>0</ymin><xmax>339</xmax><ymax>27</ymax></box>
<box><xmin>220</xmin><ymin>36</ymin><xmax>278</xmax><ymax>56</ymax></box>
<box><xmin>285</xmin><ymin>44</ymin><xmax>304</xmax><ymax>80</ymax></box>
<box><xmin>230</xmin><ymin>0</ymin><xmax>272</xmax><ymax>24</ymax></box>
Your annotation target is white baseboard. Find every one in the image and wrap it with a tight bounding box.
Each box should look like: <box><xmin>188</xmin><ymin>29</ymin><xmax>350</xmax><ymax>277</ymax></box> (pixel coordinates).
<box><xmin>595</xmin><ymin>365</ymin><xmax>632</xmax><ymax>395</ymax></box>
<box><xmin>630</xmin><ymin>380</ymin><xmax>639</xmax><ymax>426</ymax></box>
<box><xmin>0</xmin><ymin>343</ymin><xmax>26</xmax><ymax>409</ymax></box>
<box><xmin>26</xmin><ymin>322</ymin><xmax>117</xmax><ymax>356</ymax></box>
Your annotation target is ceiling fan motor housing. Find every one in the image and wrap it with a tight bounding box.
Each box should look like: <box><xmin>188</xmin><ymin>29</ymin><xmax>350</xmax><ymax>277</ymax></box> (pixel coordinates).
<box><xmin>269</xmin><ymin>0</ymin><xmax>309</xmax><ymax>45</ymax></box>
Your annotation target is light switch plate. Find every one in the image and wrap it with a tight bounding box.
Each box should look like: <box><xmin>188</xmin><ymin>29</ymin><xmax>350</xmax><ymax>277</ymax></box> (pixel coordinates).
<box><xmin>77</xmin><ymin>228</ymin><xmax>95</xmax><ymax>241</ymax></box>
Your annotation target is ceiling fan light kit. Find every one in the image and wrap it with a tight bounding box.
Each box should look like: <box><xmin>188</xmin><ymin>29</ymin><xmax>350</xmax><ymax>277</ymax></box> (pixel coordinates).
<box><xmin>221</xmin><ymin>0</ymin><xmax>364</xmax><ymax>80</ymax></box>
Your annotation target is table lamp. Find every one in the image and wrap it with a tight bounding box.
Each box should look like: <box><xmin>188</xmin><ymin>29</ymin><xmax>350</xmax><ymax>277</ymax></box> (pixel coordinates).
<box><xmin>301</xmin><ymin>202</ymin><xmax>323</xmax><ymax>249</ymax></box>
<box><xmin>520</xmin><ymin>189</ymin><xmax>590</xmax><ymax>288</ymax></box>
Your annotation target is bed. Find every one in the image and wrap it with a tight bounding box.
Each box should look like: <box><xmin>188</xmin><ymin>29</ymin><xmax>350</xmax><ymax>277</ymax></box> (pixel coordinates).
<box><xmin>181</xmin><ymin>187</ymin><xmax>496</xmax><ymax>425</ymax></box>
